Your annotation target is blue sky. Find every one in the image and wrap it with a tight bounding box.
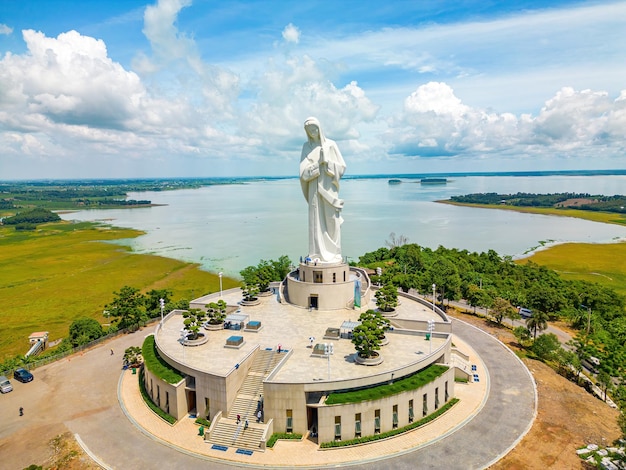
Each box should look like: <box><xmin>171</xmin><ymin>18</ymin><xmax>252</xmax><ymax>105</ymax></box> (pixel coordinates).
<box><xmin>1</xmin><ymin>0</ymin><xmax>625</xmax><ymax>179</ymax></box>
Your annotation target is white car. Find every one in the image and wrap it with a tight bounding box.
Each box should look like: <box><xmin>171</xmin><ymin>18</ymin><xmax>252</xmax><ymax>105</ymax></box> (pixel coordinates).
<box><xmin>0</xmin><ymin>375</ymin><xmax>13</xmax><ymax>393</ymax></box>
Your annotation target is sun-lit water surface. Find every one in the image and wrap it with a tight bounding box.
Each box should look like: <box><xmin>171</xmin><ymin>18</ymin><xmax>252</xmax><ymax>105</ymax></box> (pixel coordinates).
<box><xmin>61</xmin><ymin>175</ymin><xmax>626</xmax><ymax>277</ymax></box>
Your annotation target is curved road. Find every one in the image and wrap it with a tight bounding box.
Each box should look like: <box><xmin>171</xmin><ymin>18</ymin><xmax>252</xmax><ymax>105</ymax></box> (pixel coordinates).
<box><xmin>1</xmin><ymin>318</ymin><xmax>536</xmax><ymax>470</ymax></box>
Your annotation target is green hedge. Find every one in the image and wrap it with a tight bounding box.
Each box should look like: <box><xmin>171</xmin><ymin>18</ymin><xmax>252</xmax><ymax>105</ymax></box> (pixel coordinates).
<box><xmin>326</xmin><ymin>364</ymin><xmax>449</xmax><ymax>405</ymax></box>
<box><xmin>267</xmin><ymin>433</ymin><xmax>303</xmax><ymax>448</ymax></box>
<box><xmin>320</xmin><ymin>398</ymin><xmax>459</xmax><ymax>448</ymax></box>
<box><xmin>138</xmin><ymin>368</ymin><xmax>177</xmax><ymax>424</ymax></box>
<box><xmin>195</xmin><ymin>417</ymin><xmax>211</xmax><ymax>427</ymax></box>
<box><xmin>142</xmin><ymin>335</ymin><xmax>184</xmax><ymax>384</ymax></box>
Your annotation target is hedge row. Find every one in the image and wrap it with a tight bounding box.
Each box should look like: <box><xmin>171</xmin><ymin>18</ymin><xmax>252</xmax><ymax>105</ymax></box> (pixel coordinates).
<box><xmin>142</xmin><ymin>334</ymin><xmax>184</xmax><ymax>384</ymax></box>
<box><xmin>138</xmin><ymin>368</ymin><xmax>177</xmax><ymax>424</ymax></box>
<box><xmin>325</xmin><ymin>364</ymin><xmax>449</xmax><ymax>405</ymax></box>
<box><xmin>267</xmin><ymin>433</ymin><xmax>303</xmax><ymax>448</ymax></box>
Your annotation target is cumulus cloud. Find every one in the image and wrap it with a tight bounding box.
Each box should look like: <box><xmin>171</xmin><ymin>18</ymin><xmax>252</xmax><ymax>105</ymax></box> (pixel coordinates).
<box><xmin>387</xmin><ymin>82</ymin><xmax>626</xmax><ymax>160</ymax></box>
<box><xmin>241</xmin><ymin>55</ymin><xmax>380</xmax><ymax>156</ymax></box>
<box><xmin>0</xmin><ymin>24</ymin><xmax>13</xmax><ymax>35</ymax></box>
<box><xmin>282</xmin><ymin>23</ymin><xmax>300</xmax><ymax>44</ymax></box>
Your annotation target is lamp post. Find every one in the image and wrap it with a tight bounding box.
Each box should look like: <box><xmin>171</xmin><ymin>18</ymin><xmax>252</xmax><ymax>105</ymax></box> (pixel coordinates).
<box><xmin>159</xmin><ymin>298</ymin><xmax>165</xmax><ymax>325</ymax></box>
<box><xmin>218</xmin><ymin>272</ymin><xmax>223</xmax><ymax>298</ymax></box>
<box><xmin>325</xmin><ymin>343</ymin><xmax>334</xmax><ymax>380</ymax></box>
<box><xmin>432</xmin><ymin>283</ymin><xmax>436</xmax><ymax>314</ymax></box>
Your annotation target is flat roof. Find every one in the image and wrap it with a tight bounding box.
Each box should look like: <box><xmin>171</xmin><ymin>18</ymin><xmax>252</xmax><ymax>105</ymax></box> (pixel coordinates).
<box><xmin>156</xmin><ymin>289</ymin><xmax>447</xmax><ymax>383</ymax></box>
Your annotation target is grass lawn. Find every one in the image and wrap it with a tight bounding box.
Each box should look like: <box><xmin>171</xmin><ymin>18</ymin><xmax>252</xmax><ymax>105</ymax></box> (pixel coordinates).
<box><xmin>520</xmin><ymin>241</ymin><xmax>626</xmax><ymax>298</ymax></box>
<box><xmin>0</xmin><ymin>221</ymin><xmax>239</xmax><ymax>360</ymax></box>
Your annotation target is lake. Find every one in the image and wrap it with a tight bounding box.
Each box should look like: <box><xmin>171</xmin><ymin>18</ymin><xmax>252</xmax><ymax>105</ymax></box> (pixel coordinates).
<box><xmin>61</xmin><ymin>174</ymin><xmax>626</xmax><ymax>277</ymax></box>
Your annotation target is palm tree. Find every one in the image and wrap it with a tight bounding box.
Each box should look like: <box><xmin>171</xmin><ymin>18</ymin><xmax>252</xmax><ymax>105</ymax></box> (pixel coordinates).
<box><xmin>526</xmin><ymin>310</ymin><xmax>549</xmax><ymax>339</ymax></box>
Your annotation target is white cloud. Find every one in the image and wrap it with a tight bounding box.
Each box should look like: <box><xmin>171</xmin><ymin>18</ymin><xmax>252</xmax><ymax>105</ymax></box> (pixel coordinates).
<box><xmin>0</xmin><ymin>24</ymin><xmax>13</xmax><ymax>35</ymax></box>
<box><xmin>387</xmin><ymin>82</ymin><xmax>626</xmax><ymax>162</ymax></box>
<box><xmin>282</xmin><ymin>23</ymin><xmax>300</xmax><ymax>44</ymax></box>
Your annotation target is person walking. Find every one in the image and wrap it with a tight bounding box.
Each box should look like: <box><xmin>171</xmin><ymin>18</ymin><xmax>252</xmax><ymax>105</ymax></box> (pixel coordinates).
<box><xmin>256</xmin><ymin>409</ymin><xmax>262</xmax><ymax>423</ymax></box>
<box><xmin>236</xmin><ymin>414</ymin><xmax>241</xmax><ymax>424</ymax></box>
<box><xmin>19</xmin><ymin>407</ymin><xmax>23</xmax><ymax>416</ymax></box>
<box><xmin>244</xmin><ymin>419</ymin><xmax>249</xmax><ymax>430</ymax></box>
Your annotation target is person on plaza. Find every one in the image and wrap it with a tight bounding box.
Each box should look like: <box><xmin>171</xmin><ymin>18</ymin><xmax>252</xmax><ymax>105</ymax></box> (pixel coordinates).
<box><xmin>244</xmin><ymin>419</ymin><xmax>249</xmax><ymax>430</ymax></box>
<box><xmin>236</xmin><ymin>414</ymin><xmax>241</xmax><ymax>424</ymax></box>
<box><xmin>257</xmin><ymin>409</ymin><xmax>262</xmax><ymax>423</ymax></box>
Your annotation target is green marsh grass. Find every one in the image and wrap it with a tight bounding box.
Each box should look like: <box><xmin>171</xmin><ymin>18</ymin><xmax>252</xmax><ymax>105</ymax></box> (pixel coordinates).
<box><xmin>0</xmin><ymin>221</ymin><xmax>239</xmax><ymax>360</ymax></box>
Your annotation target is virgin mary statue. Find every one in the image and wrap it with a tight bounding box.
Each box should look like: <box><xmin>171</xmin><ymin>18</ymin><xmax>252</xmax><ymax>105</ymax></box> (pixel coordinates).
<box><xmin>299</xmin><ymin>117</ymin><xmax>346</xmax><ymax>264</ymax></box>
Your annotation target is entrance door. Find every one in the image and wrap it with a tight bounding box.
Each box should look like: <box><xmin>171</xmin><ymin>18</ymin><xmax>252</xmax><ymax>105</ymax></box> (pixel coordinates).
<box><xmin>309</xmin><ymin>296</ymin><xmax>318</xmax><ymax>309</ymax></box>
<box><xmin>307</xmin><ymin>407</ymin><xmax>318</xmax><ymax>438</ymax></box>
<box><xmin>187</xmin><ymin>390</ymin><xmax>196</xmax><ymax>413</ymax></box>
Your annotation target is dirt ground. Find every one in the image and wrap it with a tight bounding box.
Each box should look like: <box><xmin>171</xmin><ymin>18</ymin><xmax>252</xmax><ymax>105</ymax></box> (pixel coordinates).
<box><xmin>446</xmin><ymin>310</ymin><xmax>622</xmax><ymax>470</ymax></box>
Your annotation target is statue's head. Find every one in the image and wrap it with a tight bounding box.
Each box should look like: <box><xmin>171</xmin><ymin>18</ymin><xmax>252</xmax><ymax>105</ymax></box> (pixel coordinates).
<box><xmin>304</xmin><ymin>117</ymin><xmax>323</xmax><ymax>143</ymax></box>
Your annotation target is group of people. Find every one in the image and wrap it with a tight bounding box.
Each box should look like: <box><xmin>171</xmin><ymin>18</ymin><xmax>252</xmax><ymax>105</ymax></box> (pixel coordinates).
<box><xmin>235</xmin><ymin>394</ymin><xmax>264</xmax><ymax>429</ymax></box>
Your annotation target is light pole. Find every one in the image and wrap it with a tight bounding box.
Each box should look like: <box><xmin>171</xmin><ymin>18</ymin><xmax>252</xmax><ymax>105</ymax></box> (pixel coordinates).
<box><xmin>325</xmin><ymin>343</ymin><xmax>334</xmax><ymax>380</ymax></box>
<box><xmin>218</xmin><ymin>272</ymin><xmax>223</xmax><ymax>298</ymax></box>
<box><xmin>159</xmin><ymin>298</ymin><xmax>165</xmax><ymax>324</ymax></box>
<box><xmin>427</xmin><ymin>319</ymin><xmax>435</xmax><ymax>354</ymax></box>
<box><xmin>432</xmin><ymin>283</ymin><xmax>436</xmax><ymax>314</ymax></box>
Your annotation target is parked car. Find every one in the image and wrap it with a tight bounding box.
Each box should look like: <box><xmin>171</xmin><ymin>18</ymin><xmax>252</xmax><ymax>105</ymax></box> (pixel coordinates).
<box><xmin>518</xmin><ymin>307</ymin><xmax>533</xmax><ymax>318</ymax></box>
<box><xmin>13</xmin><ymin>368</ymin><xmax>34</xmax><ymax>383</ymax></box>
<box><xmin>0</xmin><ymin>375</ymin><xmax>13</xmax><ymax>393</ymax></box>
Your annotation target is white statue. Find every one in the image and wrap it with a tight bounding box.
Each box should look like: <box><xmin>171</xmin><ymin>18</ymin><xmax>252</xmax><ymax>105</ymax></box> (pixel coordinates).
<box><xmin>299</xmin><ymin>117</ymin><xmax>346</xmax><ymax>263</ymax></box>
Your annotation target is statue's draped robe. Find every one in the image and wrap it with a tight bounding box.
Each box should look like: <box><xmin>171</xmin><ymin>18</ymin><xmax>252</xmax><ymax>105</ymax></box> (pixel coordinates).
<box><xmin>300</xmin><ymin>136</ymin><xmax>346</xmax><ymax>263</ymax></box>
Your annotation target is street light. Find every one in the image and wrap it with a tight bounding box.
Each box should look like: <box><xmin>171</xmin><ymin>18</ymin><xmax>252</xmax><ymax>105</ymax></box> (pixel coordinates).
<box><xmin>427</xmin><ymin>319</ymin><xmax>435</xmax><ymax>354</ymax></box>
<box><xmin>159</xmin><ymin>298</ymin><xmax>165</xmax><ymax>324</ymax></box>
<box><xmin>432</xmin><ymin>283</ymin><xmax>436</xmax><ymax>314</ymax></box>
<box><xmin>324</xmin><ymin>343</ymin><xmax>334</xmax><ymax>380</ymax></box>
<box><xmin>218</xmin><ymin>272</ymin><xmax>223</xmax><ymax>297</ymax></box>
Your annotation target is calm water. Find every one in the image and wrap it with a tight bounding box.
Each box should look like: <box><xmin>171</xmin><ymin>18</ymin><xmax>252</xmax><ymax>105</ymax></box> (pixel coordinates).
<box><xmin>61</xmin><ymin>175</ymin><xmax>626</xmax><ymax>277</ymax></box>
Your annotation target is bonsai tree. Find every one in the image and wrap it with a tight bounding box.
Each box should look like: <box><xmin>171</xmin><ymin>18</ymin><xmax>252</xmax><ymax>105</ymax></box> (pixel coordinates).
<box><xmin>123</xmin><ymin>346</ymin><xmax>143</xmax><ymax>367</ymax></box>
<box><xmin>240</xmin><ymin>266</ymin><xmax>261</xmax><ymax>301</ymax></box>
<box><xmin>375</xmin><ymin>283</ymin><xmax>398</xmax><ymax>312</ymax></box>
<box><xmin>352</xmin><ymin>310</ymin><xmax>390</xmax><ymax>358</ymax></box>
<box><xmin>182</xmin><ymin>308</ymin><xmax>206</xmax><ymax>340</ymax></box>
<box><xmin>206</xmin><ymin>300</ymin><xmax>227</xmax><ymax>325</ymax></box>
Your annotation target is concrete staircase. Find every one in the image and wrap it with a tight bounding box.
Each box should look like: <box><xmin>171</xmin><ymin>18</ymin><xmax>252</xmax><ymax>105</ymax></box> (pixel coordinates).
<box><xmin>207</xmin><ymin>348</ymin><xmax>284</xmax><ymax>451</ymax></box>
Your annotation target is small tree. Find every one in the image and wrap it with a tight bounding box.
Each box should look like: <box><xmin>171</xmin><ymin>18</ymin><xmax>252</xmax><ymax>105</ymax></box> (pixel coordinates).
<box><xmin>375</xmin><ymin>284</ymin><xmax>398</xmax><ymax>312</ymax></box>
<box><xmin>182</xmin><ymin>308</ymin><xmax>207</xmax><ymax>340</ymax></box>
<box><xmin>68</xmin><ymin>317</ymin><xmax>104</xmax><ymax>347</ymax></box>
<box><xmin>531</xmin><ymin>333</ymin><xmax>561</xmax><ymax>361</ymax></box>
<box><xmin>352</xmin><ymin>310</ymin><xmax>390</xmax><ymax>358</ymax></box>
<box><xmin>526</xmin><ymin>310</ymin><xmax>549</xmax><ymax>339</ymax></box>
<box><xmin>206</xmin><ymin>300</ymin><xmax>227</xmax><ymax>325</ymax></box>
<box><xmin>513</xmin><ymin>326</ymin><xmax>532</xmax><ymax>347</ymax></box>
<box><xmin>489</xmin><ymin>297</ymin><xmax>517</xmax><ymax>325</ymax></box>
<box><xmin>105</xmin><ymin>286</ymin><xmax>147</xmax><ymax>331</ymax></box>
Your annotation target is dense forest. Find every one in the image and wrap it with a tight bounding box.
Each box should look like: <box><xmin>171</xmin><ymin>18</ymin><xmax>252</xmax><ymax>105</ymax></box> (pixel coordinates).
<box><xmin>450</xmin><ymin>192</ymin><xmax>626</xmax><ymax>213</ymax></box>
<box><xmin>358</xmin><ymin>243</ymin><xmax>626</xmax><ymax>392</ymax></box>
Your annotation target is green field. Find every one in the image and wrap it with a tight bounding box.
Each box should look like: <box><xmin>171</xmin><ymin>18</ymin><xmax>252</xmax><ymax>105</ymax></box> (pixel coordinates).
<box><xmin>521</xmin><ymin>241</ymin><xmax>626</xmax><ymax>298</ymax></box>
<box><xmin>0</xmin><ymin>221</ymin><xmax>239</xmax><ymax>360</ymax></box>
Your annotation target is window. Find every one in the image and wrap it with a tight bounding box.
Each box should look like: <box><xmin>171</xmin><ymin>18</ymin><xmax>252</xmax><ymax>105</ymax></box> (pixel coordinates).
<box><xmin>156</xmin><ymin>385</ymin><xmax>160</xmax><ymax>406</ymax></box>
<box><xmin>355</xmin><ymin>413</ymin><xmax>361</xmax><ymax>438</ymax></box>
<box><xmin>302</xmin><ymin>271</ymin><xmax>306</xmax><ymax>282</ymax></box>
<box><xmin>286</xmin><ymin>409</ymin><xmax>293</xmax><ymax>433</ymax></box>
<box><xmin>334</xmin><ymin>416</ymin><xmax>341</xmax><ymax>441</ymax></box>
<box><xmin>423</xmin><ymin>393</ymin><xmax>428</xmax><ymax>417</ymax></box>
<box><xmin>314</xmin><ymin>271</ymin><xmax>323</xmax><ymax>283</ymax></box>
<box><xmin>343</xmin><ymin>271</ymin><xmax>346</xmax><ymax>282</ymax></box>
<box><xmin>166</xmin><ymin>391</ymin><xmax>170</xmax><ymax>414</ymax></box>
<box><xmin>333</xmin><ymin>273</ymin><xmax>336</xmax><ymax>283</ymax></box>
<box><xmin>435</xmin><ymin>387</ymin><xmax>440</xmax><ymax>410</ymax></box>
<box><xmin>374</xmin><ymin>409</ymin><xmax>381</xmax><ymax>434</ymax></box>
<box><xmin>408</xmin><ymin>399</ymin><xmax>414</xmax><ymax>423</ymax></box>
<box><xmin>204</xmin><ymin>397</ymin><xmax>210</xmax><ymax>420</ymax></box>
<box><xmin>445</xmin><ymin>381</ymin><xmax>449</xmax><ymax>402</ymax></box>
<box><xmin>392</xmin><ymin>404</ymin><xmax>398</xmax><ymax>429</ymax></box>
<box><xmin>150</xmin><ymin>379</ymin><xmax>153</xmax><ymax>399</ymax></box>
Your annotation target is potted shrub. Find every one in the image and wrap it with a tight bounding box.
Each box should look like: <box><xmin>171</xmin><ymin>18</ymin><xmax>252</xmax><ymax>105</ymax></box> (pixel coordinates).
<box><xmin>375</xmin><ymin>283</ymin><xmax>398</xmax><ymax>314</ymax></box>
<box><xmin>182</xmin><ymin>308</ymin><xmax>207</xmax><ymax>344</ymax></box>
<box><xmin>204</xmin><ymin>300</ymin><xmax>227</xmax><ymax>329</ymax></box>
<box><xmin>352</xmin><ymin>310</ymin><xmax>389</xmax><ymax>365</ymax></box>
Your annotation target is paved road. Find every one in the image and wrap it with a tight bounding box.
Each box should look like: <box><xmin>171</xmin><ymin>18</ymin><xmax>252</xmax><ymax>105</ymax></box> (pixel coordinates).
<box><xmin>0</xmin><ymin>318</ymin><xmax>536</xmax><ymax>470</ymax></box>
